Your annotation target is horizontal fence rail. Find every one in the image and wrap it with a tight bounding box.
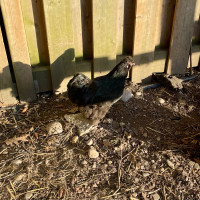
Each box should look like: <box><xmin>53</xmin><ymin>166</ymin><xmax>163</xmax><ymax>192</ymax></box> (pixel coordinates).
<box><xmin>0</xmin><ymin>0</ymin><xmax>200</xmax><ymax>105</ymax></box>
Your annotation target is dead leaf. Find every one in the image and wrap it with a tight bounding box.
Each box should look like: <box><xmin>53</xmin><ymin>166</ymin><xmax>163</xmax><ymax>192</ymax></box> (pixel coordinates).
<box><xmin>5</xmin><ymin>134</ymin><xmax>29</xmax><ymax>146</ymax></box>
<box><xmin>33</xmin><ymin>132</ymin><xmax>39</xmax><ymax>140</ymax></box>
<box><xmin>55</xmin><ymin>104</ymin><xmax>64</xmax><ymax>108</ymax></box>
<box><xmin>59</xmin><ymin>188</ymin><xmax>64</xmax><ymax>198</ymax></box>
<box><xmin>29</xmin><ymin>127</ymin><xmax>34</xmax><ymax>132</ymax></box>
<box><xmin>22</xmin><ymin>107</ymin><xmax>28</xmax><ymax>113</ymax></box>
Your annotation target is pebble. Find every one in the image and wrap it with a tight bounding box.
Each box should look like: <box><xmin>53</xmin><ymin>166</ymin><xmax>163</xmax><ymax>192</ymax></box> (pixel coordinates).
<box><xmin>152</xmin><ymin>193</ymin><xmax>160</xmax><ymax>200</ymax></box>
<box><xmin>25</xmin><ymin>192</ymin><xmax>33</xmax><ymax>200</ymax></box>
<box><xmin>156</xmin><ymin>136</ymin><xmax>160</xmax><ymax>141</ymax></box>
<box><xmin>88</xmin><ymin>149</ymin><xmax>99</xmax><ymax>159</ymax></box>
<box><xmin>81</xmin><ymin>160</ymin><xmax>88</xmax><ymax>165</ymax></box>
<box><xmin>86</xmin><ymin>139</ymin><xmax>93</xmax><ymax>146</ymax></box>
<box><xmin>160</xmin><ymin>167</ymin><xmax>165</xmax><ymax>173</ymax></box>
<box><xmin>143</xmin><ymin>132</ymin><xmax>148</xmax><ymax>138</ymax></box>
<box><xmin>92</xmin><ymin>162</ymin><xmax>97</xmax><ymax>169</ymax></box>
<box><xmin>14</xmin><ymin>173</ymin><xmax>27</xmax><ymax>183</ymax></box>
<box><xmin>12</xmin><ymin>159</ymin><xmax>22</xmax><ymax>166</ymax></box>
<box><xmin>103</xmin><ymin>118</ymin><xmax>113</xmax><ymax>124</ymax></box>
<box><xmin>194</xmin><ymin>163</ymin><xmax>199</xmax><ymax>170</ymax></box>
<box><xmin>136</xmin><ymin>91</ymin><xmax>142</xmax><ymax>96</ymax></box>
<box><xmin>134</xmin><ymin>177</ymin><xmax>139</xmax><ymax>183</ymax></box>
<box><xmin>188</xmin><ymin>161</ymin><xmax>195</xmax><ymax>168</ymax></box>
<box><xmin>166</xmin><ymin>159</ymin><xmax>175</xmax><ymax>169</ymax></box>
<box><xmin>158</xmin><ymin>98</ymin><xmax>165</xmax><ymax>104</ymax></box>
<box><xmin>119</xmin><ymin>122</ymin><xmax>125</xmax><ymax>128</ymax></box>
<box><xmin>107</xmin><ymin>160</ymin><xmax>112</xmax><ymax>165</ymax></box>
<box><xmin>71</xmin><ymin>136</ymin><xmax>79</xmax><ymax>144</ymax></box>
<box><xmin>46</xmin><ymin>121</ymin><xmax>63</xmax><ymax>135</ymax></box>
<box><xmin>143</xmin><ymin>172</ymin><xmax>150</xmax><ymax>177</ymax></box>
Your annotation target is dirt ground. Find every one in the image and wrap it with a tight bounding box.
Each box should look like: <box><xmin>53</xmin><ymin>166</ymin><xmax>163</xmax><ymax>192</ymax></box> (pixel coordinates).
<box><xmin>0</xmin><ymin>73</ymin><xmax>200</xmax><ymax>200</ymax></box>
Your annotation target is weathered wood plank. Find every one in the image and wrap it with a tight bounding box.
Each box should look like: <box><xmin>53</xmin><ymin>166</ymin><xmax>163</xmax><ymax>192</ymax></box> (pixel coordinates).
<box><xmin>93</xmin><ymin>0</ymin><xmax>118</xmax><ymax>77</ymax></box>
<box><xmin>72</xmin><ymin>0</ymin><xmax>91</xmax><ymax>78</ymax></box>
<box><xmin>31</xmin><ymin>0</ymin><xmax>50</xmax><ymax>65</ymax></box>
<box><xmin>1</xmin><ymin>0</ymin><xmax>36</xmax><ymax>102</ymax></box>
<box><xmin>155</xmin><ymin>0</ymin><xmax>176</xmax><ymax>48</ymax></box>
<box><xmin>133</xmin><ymin>0</ymin><xmax>158</xmax><ymax>64</ymax></box>
<box><xmin>116</xmin><ymin>0</ymin><xmax>124</xmax><ymax>55</ymax></box>
<box><xmin>43</xmin><ymin>0</ymin><xmax>75</xmax><ymax>93</ymax></box>
<box><xmin>72</xmin><ymin>0</ymin><xmax>83</xmax><ymax>60</ymax></box>
<box><xmin>80</xmin><ymin>0</ymin><xmax>93</xmax><ymax>60</ymax></box>
<box><xmin>0</xmin><ymin>27</ymin><xmax>17</xmax><ymax>105</ymax></box>
<box><xmin>20</xmin><ymin>0</ymin><xmax>40</xmax><ymax>65</ymax></box>
<box><xmin>193</xmin><ymin>0</ymin><xmax>200</xmax><ymax>44</ymax></box>
<box><xmin>167</xmin><ymin>0</ymin><xmax>196</xmax><ymax>74</ymax></box>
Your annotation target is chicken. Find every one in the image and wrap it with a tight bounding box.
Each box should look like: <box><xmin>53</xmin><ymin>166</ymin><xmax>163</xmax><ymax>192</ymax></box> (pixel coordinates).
<box><xmin>67</xmin><ymin>56</ymin><xmax>134</xmax><ymax>124</ymax></box>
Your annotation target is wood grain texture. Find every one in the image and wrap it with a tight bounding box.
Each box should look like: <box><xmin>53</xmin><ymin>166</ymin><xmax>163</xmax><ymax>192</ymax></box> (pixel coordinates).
<box><xmin>20</xmin><ymin>0</ymin><xmax>40</xmax><ymax>65</ymax></box>
<box><xmin>31</xmin><ymin>0</ymin><xmax>50</xmax><ymax>65</ymax></box>
<box><xmin>155</xmin><ymin>0</ymin><xmax>176</xmax><ymax>48</ymax></box>
<box><xmin>1</xmin><ymin>0</ymin><xmax>36</xmax><ymax>102</ymax></box>
<box><xmin>167</xmin><ymin>0</ymin><xmax>196</xmax><ymax>74</ymax></box>
<box><xmin>116</xmin><ymin>0</ymin><xmax>124</xmax><ymax>55</ymax></box>
<box><xmin>0</xmin><ymin>28</ymin><xmax>17</xmax><ymax>105</ymax></box>
<box><xmin>43</xmin><ymin>0</ymin><xmax>75</xmax><ymax>93</ymax></box>
<box><xmin>193</xmin><ymin>0</ymin><xmax>200</xmax><ymax>44</ymax></box>
<box><xmin>93</xmin><ymin>0</ymin><xmax>118</xmax><ymax>77</ymax></box>
<box><xmin>133</xmin><ymin>0</ymin><xmax>158</xmax><ymax>64</ymax></box>
<box><xmin>72</xmin><ymin>0</ymin><xmax>83</xmax><ymax>60</ymax></box>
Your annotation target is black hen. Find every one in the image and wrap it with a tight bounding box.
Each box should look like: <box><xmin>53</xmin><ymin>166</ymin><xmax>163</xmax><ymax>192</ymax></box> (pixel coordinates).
<box><xmin>67</xmin><ymin>56</ymin><xmax>134</xmax><ymax>124</ymax></box>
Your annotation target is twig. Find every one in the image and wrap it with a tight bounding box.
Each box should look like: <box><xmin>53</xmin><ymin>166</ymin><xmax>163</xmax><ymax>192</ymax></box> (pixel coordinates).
<box><xmin>17</xmin><ymin>187</ymin><xmax>48</xmax><ymax>197</ymax></box>
<box><xmin>6</xmin><ymin>186</ymin><xmax>16</xmax><ymax>200</ymax></box>
<box><xmin>9</xmin><ymin>180</ymin><xmax>16</xmax><ymax>195</ymax></box>
<box><xmin>163</xmin><ymin>184</ymin><xmax>167</xmax><ymax>200</ymax></box>
<box><xmin>146</xmin><ymin>126</ymin><xmax>165</xmax><ymax>135</ymax></box>
<box><xmin>148</xmin><ymin>188</ymin><xmax>161</xmax><ymax>195</ymax></box>
<box><xmin>166</xmin><ymin>186</ymin><xmax>177</xmax><ymax>199</ymax></box>
<box><xmin>0</xmin><ymin>148</ymin><xmax>7</xmax><ymax>155</ymax></box>
<box><xmin>102</xmin><ymin>186</ymin><xmax>138</xmax><ymax>199</ymax></box>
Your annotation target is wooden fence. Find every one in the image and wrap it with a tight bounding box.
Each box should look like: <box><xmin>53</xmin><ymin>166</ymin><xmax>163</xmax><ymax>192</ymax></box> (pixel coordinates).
<box><xmin>0</xmin><ymin>0</ymin><xmax>200</xmax><ymax>105</ymax></box>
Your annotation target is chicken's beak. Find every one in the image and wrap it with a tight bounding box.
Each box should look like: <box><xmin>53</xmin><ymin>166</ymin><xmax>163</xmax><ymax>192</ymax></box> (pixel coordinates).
<box><xmin>128</xmin><ymin>62</ymin><xmax>135</xmax><ymax>69</ymax></box>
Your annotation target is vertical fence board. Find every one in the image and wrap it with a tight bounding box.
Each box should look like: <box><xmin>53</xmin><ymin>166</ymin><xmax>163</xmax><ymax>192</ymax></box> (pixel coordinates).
<box><xmin>20</xmin><ymin>0</ymin><xmax>40</xmax><ymax>66</ymax></box>
<box><xmin>132</xmin><ymin>0</ymin><xmax>161</xmax><ymax>83</ymax></box>
<box><xmin>133</xmin><ymin>0</ymin><xmax>158</xmax><ymax>64</ymax></box>
<box><xmin>31</xmin><ymin>0</ymin><xmax>50</xmax><ymax>65</ymax></box>
<box><xmin>93</xmin><ymin>0</ymin><xmax>118</xmax><ymax>77</ymax></box>
<box><xmin>0</xmin><ymin>28</ymin><xmax>17</xmax><ymax>105</ymax></box>
<box><xmin>155</xmin><ymin>0</ymin><xmax>175</xmax><ymax>48</ymax></box>
<box><xmin>116</xmin><ymin>0</ymin><xmax>124</xmax><ymax>56</ymax></box>
<box><xmin>193</xmin><ymin>0</ymin><xmax>200</xmax><ymax>44</ymax></box>
<box><xmin>72</xmin><ymin>0</ymin><xmax>92</xmax><ymax>79</ymax></box>
<box><xmin>167</xmin><ymin>0</ymin><xmax>196</xmax><ymax>74</ymax></box>
<box><xmin>72</xmin><ymin>0</ymin><xmax>83</xmax><ymax>60</ymax></box>
<box><xmin>1</xmin><ymin>0</ymin><xmax>36</xmax><ymax>102</ymax></box>
<box><xmin>43</xmin><ymin>0</ymin><xmax>75</xmax><ymax>93</ymax></box>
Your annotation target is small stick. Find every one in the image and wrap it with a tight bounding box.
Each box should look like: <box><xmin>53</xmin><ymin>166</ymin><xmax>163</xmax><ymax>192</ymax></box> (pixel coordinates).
<box><xmin>6</xmin><ymin>186</ymin><xmax>16</xmax><ymax>200</ymax></box>
<box><xmin>163</xmin><ymin>184</ymin><xmax>167</xmax><ymax>200</ymax></box>
<box><xmin>146</xmin><ymin>126</ymin><xmax>165</xmax><ymax>135</ymax></box>
<box><xmin>0</xmin><ymin>148</ymin><xmax>7</xmax><ymax>155</ymax></box>
<box><xmin>9</xmin><ymin>180</ymin><xmax>16</xmax><ymax>195</ymax></box>
<box><xmin>17</xmin><ymin>187</ymin><xmax>48</xmax><ymax>197</ymax></box>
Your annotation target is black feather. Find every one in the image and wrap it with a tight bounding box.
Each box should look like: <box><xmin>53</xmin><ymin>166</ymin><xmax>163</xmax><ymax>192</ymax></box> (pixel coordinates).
<box><xmin>67</xmin><ymin>56</ymin><xmax>134</xmax><ymax>106</ymax></box>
